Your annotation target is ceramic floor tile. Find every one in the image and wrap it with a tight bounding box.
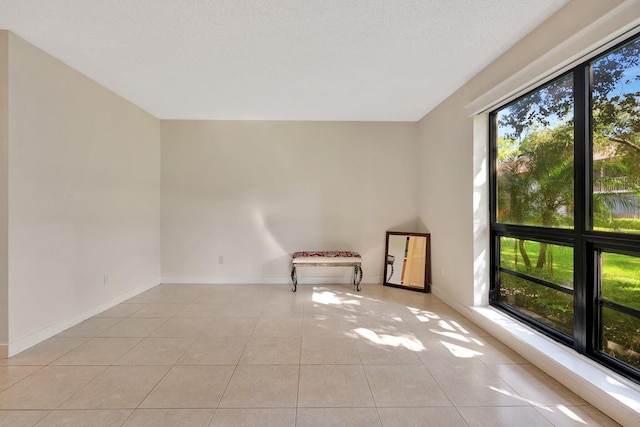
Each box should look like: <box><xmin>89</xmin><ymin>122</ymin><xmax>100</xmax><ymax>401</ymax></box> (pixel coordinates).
<box><xmin>297</xmin><ymin>365</ymin><xmax>375</xmax><ymax>408</ymax></box>
<box><xmin>192</xmin><ymin>293</ymin><xmax>238</xmax><ymax>305</ymax></box>
<box><xmin>177</xmin><ymin>337</ymin><xmax>248</xmax><ymax>365</ymax></box>
<box><xmin>0</xmin><ymin>338</ymin><xmax>86</xmax><ymax>366</ymax></box>
<box><xmin>377</xmin><ymin>407</ymin><xmax>468</xmax><ymax>427</ymax></box>
<box><xmin>60</xmin><ymin>366</ymin><xmax>169</xmax><ymax>409</ymax></box>
<box><xmin>302</xmin><ymin>317</ymin><xmax>356</xmax><ymax>338</ymax></box>
<box><xmin>58</xmin><ymin>318</ymin><xmax>121</xmax><ymax>338</ymax></box>
<box><xmin>457</xmin><ymin>406</ymin><xmax>553</xmax><ymax>427</ymax></box>
<box><xmin>413</xmin><ymin>330</ymin><xmax>486</xmax><ymax>366</ymax></box>
<box><xmin>219</xmin><ymin>365</ymin><xmax>299</xmax><ymax>408</ymax></box>
<box><xmin>149</xmin><ymin>317</ymin><xmax>213</xmax><ymax>337</ymax></box>
<box><xmin>473</xmin><ymin>336</ymin><xmax>529</xmax><ymax>364</ymax></box>
<box><xmin>251</xmin><ymin>317</ymin><xmax>303</xmax><ymax>337</ymax></box>
<box><xmin>534</xmin><ymin>405</ymin><xmax>621</xmax><ymax>426</ymax></box>
<box><xmin>201</xmin><ymin>318</ymin><xmax>257</xmax><ymax>337</ymax></box>
<box><xmin>123</xmin><ymin>409</ymin><xmax>214</xmax><ymax>426</ymax></box>
<box><xmin>93</xmin><ymin>303</ymin><xmax>146</xmax><ymax>318</ymax></box>
<box><xmin>0</xmin><ymin>283</ymin><xmax>618</xmax><ymax>426</ymax></box>
<box><xmin>0</xmin><ymin>410</ymin><xmax>49</xmax><ymax>426</ymax></box>
<box><xmin>210</xmin><ymin>408</ymin><xmax>296</xmax><ymax>427</ymax></box>
<box><xmin>220</xmin><ymin>304</ymin><xmax>264</xmax><ymax>318</ymax></box>
<box><xmin>129</xmin><ymin>303</ymin><xmax>187</xmax><ymax>318</ymax></box>
<box><xmin>265</xmin><ymin>290</ymin><xmax>307</xmax><ymax>305</ymax></box>
<box><xmin>123</xmin><ymin>292</ymin><xmax>165</xmax><ymax>304</ymax></box>
<box><xmin>296</xmin><ymin>408</ymin><xmax>381</xmax><ymax>427</ymax></box>
<box><xmin>51</xmin><ymin>337</ymin><xmax>142</xmax><ymax>365</ymax></box>
<box><xmin>356</xmin><ymin>340</ymin><xmax>422</xmax><ymax>365</ymax></box>
<box><xmin>0</xmin><ymin>366</ymin><xmax>41</xmax><ymax>392</ymax></box>
<box><xmin>98</xmin><ymin>317</ymin><xmax>168</xmax><ymax>337</ymax></box>
<box><xmin>411</xmin><ymin>303</ymin><xmax>464</xmax><ymax>321</ymax></box>
<box><xmin>364</xmin><ymin>364</ymin><xmax>451</xmax><ymax>407</ymax></box>
<box><xmin>114</xmin><ymin>337</ymin><xmax>194</xmax><ymax>365</ymax></box>
<box><xmin>152</xmin><ymin>293</ymin><xmax>201</xmax><ymax>304</ymax></box>
<box><xmin>238</xmin><ymin>337</ymin><xmax>301</xmax><ymax>364</ymax></box>
<box><xmin>300</xmin><ymin>336</ymin><xmax>360</xmax><ymax>364</ymax></box>
<box><xmin>427</xmin><ymin>363</ymin><xmax>527</xmax><ymax>407</ymax></box>
<box><xmin>0</xmin><ymin>366</ymin><xmax>104</xmax><ymax>409</ymax></box>
<box><xmin>490</xmin><ymin>363</ymin><xmax>587</xmax><ymax>406</ymax></box>
<box><xmin>443</xmin><ymin>316</ymin><xmax>492</xmax><ymax>337</ymax></box>
<box><xmin>260</xmin><ymin>303</ymin><xmax>304</xmax><ymax>318</ymax></box>
<box><xmin>354</xmin><ymin>317</ymin><xmax>423</xmax><ymax>335</ymax></box>
<box><xmin>35</xmin><ymin>409</ymin><xmax>132</xmax><ymax>427</ymax></box>
<box><xmin>174</xmin><ymin>304</ymin><xmax>226</xmax><ymax>318</ymax></box>
<box><xmin>140</xmin><ymin>365</ymin><xmax>234</xmax><ymax>409</ymax></box>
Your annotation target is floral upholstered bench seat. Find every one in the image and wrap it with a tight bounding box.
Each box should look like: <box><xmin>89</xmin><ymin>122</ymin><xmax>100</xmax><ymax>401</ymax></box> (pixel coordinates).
<box><xmin>290</xmin><ymin>251</ymin><xmax>363</xmax><ymax>292</ymax></box>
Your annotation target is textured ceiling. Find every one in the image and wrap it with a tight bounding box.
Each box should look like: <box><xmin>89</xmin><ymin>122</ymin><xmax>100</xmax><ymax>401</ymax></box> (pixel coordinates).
<box><xmin>0</xmin><ymin>0</ymin><xmax>569</xmax><ymax>121</ymax></box>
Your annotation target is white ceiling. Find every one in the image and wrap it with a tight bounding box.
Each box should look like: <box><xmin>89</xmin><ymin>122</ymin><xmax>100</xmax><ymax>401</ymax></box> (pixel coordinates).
<box><xmin>0</xmin><ymin>0</ymin><xmax>569</xmax><ymax>121</ymax></box>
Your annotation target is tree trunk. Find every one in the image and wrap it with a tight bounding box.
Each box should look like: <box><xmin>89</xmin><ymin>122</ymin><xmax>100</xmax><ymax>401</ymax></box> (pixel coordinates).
<box><xmin>537</xmin><ymin>212</ymin><xmax>553</xmax><ymax>269</ymax></box>
<box><xmin>518</xmin><ymin>239</ymin><xmax>531</xmax><ymax>270</ymax></box>
<box><xmin>536</xmin><ymin>242</ymin><xmax>548</xmax><ymax>269</ymax></box>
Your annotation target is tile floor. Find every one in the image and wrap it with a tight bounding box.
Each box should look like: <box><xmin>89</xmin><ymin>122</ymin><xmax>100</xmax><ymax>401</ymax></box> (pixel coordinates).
<box><xmin>0</xmin><ymin>283</ymin><xmax>620</xmax><ymax>426</ymax></box>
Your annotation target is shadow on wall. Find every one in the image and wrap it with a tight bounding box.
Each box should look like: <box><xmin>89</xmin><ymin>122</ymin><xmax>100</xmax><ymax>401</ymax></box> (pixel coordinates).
<box><xmin>258</xmin><ymin>210</ymin><xmax>423</xmax><ymax>280</ymax></box>
<box><xmin>387</xmin><ymin>218</ymin><xmax>423</xmax><ymax>234</ymax></box>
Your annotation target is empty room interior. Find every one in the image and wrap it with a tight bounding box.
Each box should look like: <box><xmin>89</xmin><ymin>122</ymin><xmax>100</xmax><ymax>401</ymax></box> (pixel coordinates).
<box><xmin>1</xmin><ymin>0</ymin><xmax>640</xmax><ymax>426</ymax></box>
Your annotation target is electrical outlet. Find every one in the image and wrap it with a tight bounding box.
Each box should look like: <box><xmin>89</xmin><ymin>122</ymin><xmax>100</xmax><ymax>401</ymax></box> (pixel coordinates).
<box><xmin>104</xmin><ymin>274</ymin><xmax>110</xmax><ymax>285</ymax></box>
<box><xmin>219</xmin><ymin>256</ymin><xmax>224</xmax><ymax>264</ymax></box>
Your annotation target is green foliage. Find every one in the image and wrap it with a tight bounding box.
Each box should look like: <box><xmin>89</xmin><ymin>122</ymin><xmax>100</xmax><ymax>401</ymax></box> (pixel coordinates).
<box><xmin>495</xmin><ymin>35</ymin><xmax>640</xmax><ymax>373</ymax></box>
<box><xmin>499</xmin><ymin>239</ymin><xmax>640</xmax><ymax>369</ymax></box>
<box><xmin>593</xmin><ymin>217</ymin><xmax>640</xmax><ymax>232</ymax></box>
<box><xmin>499</xmin><ymin>273</ymin><xmax>573</xmax><ymax>336</ymax></box>
<box><xmin>602</xmin><ymin>308</ymin><xmax>640</xmax><ymax>370</ymax></box>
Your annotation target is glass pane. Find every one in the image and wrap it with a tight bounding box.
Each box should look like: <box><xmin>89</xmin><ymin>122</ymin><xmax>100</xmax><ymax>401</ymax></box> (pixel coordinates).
<box><xmin>601</xmin><ymin>307</ymin><xmax>640</xmax><ymax>370</ymax></box>
<box><xmin>496</xmin><ymin>74</ymin><xmax>574</xmax><ymax>228</ymax></box>
<box><xmin>601</xmin><ymin>252</ymin><xmax>640</xmax><ymax>311</ymax></box>
<box><xmin>592</xmin><ymin>37</ymin><xmax>640</xmax><ymax>234</ymax></box>
<box><xmin>499</xmin><ymin>237</ymin><xmax>573</xmax><ymax>289</ymax></box>
<box><xmin>498</xmin><ymin>273</ymin><xmax>573</xmax><ymax>336</ymax></box>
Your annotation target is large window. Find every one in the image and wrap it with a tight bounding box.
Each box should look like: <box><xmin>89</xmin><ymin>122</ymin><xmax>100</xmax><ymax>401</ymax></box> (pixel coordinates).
<box><xmin>490</xmin><ymin>33</ymin><xmax>640</xmax><ymax>382</ymax></box>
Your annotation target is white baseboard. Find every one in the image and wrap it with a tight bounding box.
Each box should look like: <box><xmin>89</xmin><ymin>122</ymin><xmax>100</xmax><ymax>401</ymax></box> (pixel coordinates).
<box><xmin>432</xmin><ymin>287</ymin><xmax>640</xmax><ymax>427</ymax></box>
<box><xmin>161</xmin><ymin>276</ymin><xmax>290</xmax><ymax>285</ymax></box>
<box><xmin>161</xmin><ymin>276</ymin><xmax>383</xmax><ymax>286</ymax></box>
<box><xmin>6</xmin><ymin>277</ymin><xmax>160</xmax><ymax>358</ymax></box>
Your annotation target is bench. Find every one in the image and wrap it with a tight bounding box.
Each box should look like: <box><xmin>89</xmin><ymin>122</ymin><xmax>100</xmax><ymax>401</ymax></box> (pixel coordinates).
<box><xmin>290</xmin><ymin>251</ymin><xmax>363</xmax><ymax>292</ymax></box>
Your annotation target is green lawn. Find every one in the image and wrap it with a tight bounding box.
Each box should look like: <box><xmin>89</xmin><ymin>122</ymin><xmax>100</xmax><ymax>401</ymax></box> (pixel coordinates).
<box><xmin>499</xmin><ymin>238</ymin><xmax>640</xmax><ymax>309</ymax></box>
<box><xmin>499</xmin><ymin>237</ymin><xmax>640</xmax><ymax>369</ymax></box>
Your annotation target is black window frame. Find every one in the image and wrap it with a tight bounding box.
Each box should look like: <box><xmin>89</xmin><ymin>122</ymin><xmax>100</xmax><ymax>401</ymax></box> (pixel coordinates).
<box><xmin>489</xmin><ymin>33</ymin><xmax>640</xmax><ymax>384</ymax></box>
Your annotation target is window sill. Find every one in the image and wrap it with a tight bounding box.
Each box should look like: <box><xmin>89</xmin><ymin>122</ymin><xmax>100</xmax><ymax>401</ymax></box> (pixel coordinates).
<box><xmin>467</xmin><ymin>305</ymin><xmax>640</xmax><ymax>426</ymax></box>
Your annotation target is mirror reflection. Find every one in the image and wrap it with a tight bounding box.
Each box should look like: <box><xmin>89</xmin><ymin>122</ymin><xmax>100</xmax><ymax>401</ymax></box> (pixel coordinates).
<box><xmin>384</xmin><ymin>232</ymin><xmax>431</xmax><ymax>292</ymax></box>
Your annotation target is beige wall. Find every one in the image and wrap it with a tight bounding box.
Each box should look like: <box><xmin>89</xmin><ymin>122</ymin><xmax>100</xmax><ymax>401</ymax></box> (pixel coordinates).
<box><xmin>5</xmin><ymin>33</ymin><xmax>161</xmax><ymax>353</ymax></box>
<box><xmin>417</xmin><ymin>0</ymin><xmax>633</xmax><ymax>308</ymax></box>
<box><xmin>161</xmin><ymin>120</ymin><xmax>419</xmax><ymax>284</ymax></box>
<box><xmin>0</xmin><ymin>31</ymin><xmax>8</xmax><ymax>353</ymax></box>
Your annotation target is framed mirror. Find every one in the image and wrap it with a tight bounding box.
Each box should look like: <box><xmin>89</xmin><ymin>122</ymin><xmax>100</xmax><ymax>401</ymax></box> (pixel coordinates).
<box><xmin>384</xmin><ymin>231</ymin><xmax>431</xmax><ymax>292</ymax></box>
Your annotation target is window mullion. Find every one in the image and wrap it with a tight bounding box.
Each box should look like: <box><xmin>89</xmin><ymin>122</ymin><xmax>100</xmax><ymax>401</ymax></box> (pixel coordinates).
<box><xmin>573</xmin><ymin>63</ymin><xmax>591</xmax><ymax>353</ymax></box>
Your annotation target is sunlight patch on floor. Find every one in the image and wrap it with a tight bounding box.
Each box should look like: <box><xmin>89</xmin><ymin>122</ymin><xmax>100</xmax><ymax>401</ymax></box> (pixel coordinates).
<box><xmin>353</xmin><ymin>327</ymin><xmax>425</xmax><ymax>352</ymax></box>
<box><xmin>441</xmin><ymin>341</ymin><xmax>483</xmax><ymax>358</ymax></box>
<box><xmin>556</xmin><ymin>404</ymin><xmax>587</xmax><ymax>424</ymax></box>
